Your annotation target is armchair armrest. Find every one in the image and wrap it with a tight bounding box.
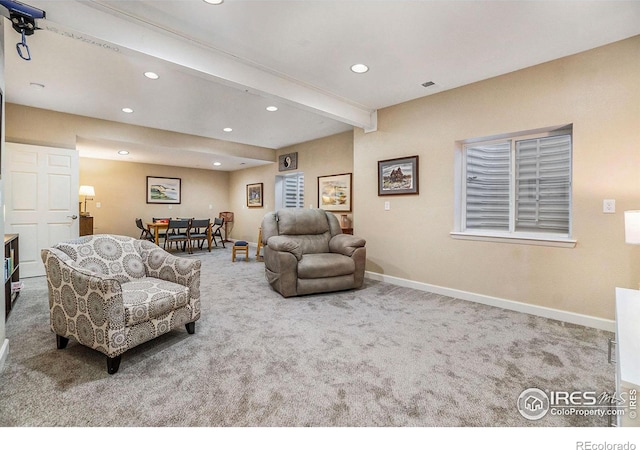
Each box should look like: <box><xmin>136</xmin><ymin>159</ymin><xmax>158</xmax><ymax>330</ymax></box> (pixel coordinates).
<box><xmin>266</xmin><ymin>235</ymin><xmax>303</xmax><ymax>260</ymax></box>
<box><xmin>41</xmin><ymin>249</ymin><xmax>128</xmax><ymax>357</ymax></box>
<box><xmin>42</xmin><ymin>248</ymin><xmax>126</xmax><ymax>323</ymax></box>
<box><xmin>329</xmin><ymin>234</ymin><xmax>366</xmax><ymax>257</ymax></box>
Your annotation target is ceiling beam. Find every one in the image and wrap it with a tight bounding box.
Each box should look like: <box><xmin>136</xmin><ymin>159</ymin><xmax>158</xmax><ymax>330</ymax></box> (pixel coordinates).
<box><xmin>24</xmin><ymin>0</ymin><xmax>377</xmax><ymax>132</ymax></box>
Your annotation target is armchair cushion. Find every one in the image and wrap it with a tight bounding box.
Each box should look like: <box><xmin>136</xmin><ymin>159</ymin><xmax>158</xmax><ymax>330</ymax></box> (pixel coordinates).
<box><xmin>297</xmin><ymin>253</ymin><xmax>355</xmax><ymax>279</ymax></box>
<box><xmin>121</xmin><ymin>278</ymin><xmax>190</xmax><ymax>327</ymax></box>
<box><xmin>276</xmin><ymin>208</ymin><xmax>330</xmax><ymax>235</ymax></box>
<box><xmin>54</xmin><ymin>235</ymin><xmax>146</xmax><ymax>283</ymax></box>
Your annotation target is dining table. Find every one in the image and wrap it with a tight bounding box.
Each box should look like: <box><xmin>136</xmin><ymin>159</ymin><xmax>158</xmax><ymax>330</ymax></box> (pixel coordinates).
<box><xmin>146</xmin><ymin>221</ymin><xmax>169</xmax><ymax>246</ymax></box>
<box><xmin>146</xmin><ymin>220</ymin><xmax>214</xmax><ymax>250</ymax></box>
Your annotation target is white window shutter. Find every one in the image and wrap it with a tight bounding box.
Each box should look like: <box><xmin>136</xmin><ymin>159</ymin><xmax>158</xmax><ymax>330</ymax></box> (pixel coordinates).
<box><xmin>515</xmin><ymin>135</ymin><xmax>571</xmax><ymax>233</ymax></box>
<box><xmin>283</xmin><ymin>173</ymin><xmax>304</xmax><ymax>208</ymax></box>
<box><xmin>465</xmin><ymin>141</ymin><xmax>511</xmax><ymax>231</ymax></box>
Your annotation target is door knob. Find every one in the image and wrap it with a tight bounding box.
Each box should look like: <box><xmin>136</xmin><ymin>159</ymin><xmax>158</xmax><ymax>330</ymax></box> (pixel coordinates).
<box><xmin>67</xmin><ymin>215</ymin><xmax>78</xmax><ymax>220</ymax></box>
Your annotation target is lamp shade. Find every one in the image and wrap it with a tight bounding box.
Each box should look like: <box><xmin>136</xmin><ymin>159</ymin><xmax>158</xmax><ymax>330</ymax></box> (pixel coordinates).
<box><xmin>79</xmin><ymin>185</ymin><xmax>95</xmax><ymax>196</ymax></box>
<box><xmin>624</xmin><ymin>210</ymin><xmax>640</xmax><ymax>244</ymax></box>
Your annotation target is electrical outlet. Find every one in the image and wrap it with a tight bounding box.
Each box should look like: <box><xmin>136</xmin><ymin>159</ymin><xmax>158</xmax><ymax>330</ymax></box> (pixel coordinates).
<box><xmin>384</xmin><ymin>201</ymin><xmax>390</xmax><ymax>211</ymax></box>
<box><xmin>603</xmin><ymin>199</ymin><xmax>615</xmax><ymax>214</ymax></box>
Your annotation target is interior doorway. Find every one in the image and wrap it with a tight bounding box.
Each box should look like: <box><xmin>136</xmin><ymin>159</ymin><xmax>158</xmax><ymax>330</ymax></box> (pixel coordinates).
<box><xmin>4</xmin><ymin>143</ymin><xmax>79</xmax><ymax>277</ymax></box>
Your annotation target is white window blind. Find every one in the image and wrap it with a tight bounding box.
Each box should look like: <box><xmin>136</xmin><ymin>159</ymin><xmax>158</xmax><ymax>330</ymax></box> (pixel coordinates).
<box><xmin>463</xmin><ymin>132</ymin><xmax>572</xmax><ymax>237</ymax></box>
<box><xmin>283</xmin><ymin>173</ymin><xmax>304</xmax><ymax>208</ymax></box>
<box><xmin>465</xmin><ymin>141</ymin><xmax>511</xmax><ymax>231</ymax></box>
<box><xmin>515</xmin><ymin>135</ymin><xmax>571</xmax><ymax>233</ymax></box>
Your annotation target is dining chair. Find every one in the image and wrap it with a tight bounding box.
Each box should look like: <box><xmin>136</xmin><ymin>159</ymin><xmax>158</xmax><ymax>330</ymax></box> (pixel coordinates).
<box><xmin>211</xmin><ymin>217</ymin><xmax>225</xmax><ymax>248</ymax></box>
<box><xmin>164</xmin><ymin>219</ymin><xmax>192</xmax><ymax>253</ymax></box>
<box><xmin>135</xmin><ymin>218</ymin><xmax>154</xmax><ymax>241</ymax></box>
<box><xmin>190</xmin><ymin>218</ymin><xmax>212</xmax><ymax>251</ymax></box>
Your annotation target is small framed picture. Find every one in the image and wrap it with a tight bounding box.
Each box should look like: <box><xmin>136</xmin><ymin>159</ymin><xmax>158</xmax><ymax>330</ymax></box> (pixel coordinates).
<box><xmin>378</xmin><ymin>155</ymin><xmax>419</xmax><ymax>196</ymax></box>
<box><xmin>279</xmin><ymin>152</ymin><xmax>298</xmax><ymax>171</ymax></box>
<box><xmin>318</xmin><ymin>173</ymin><xmax>352</xmax><ymax>212</ymax></box>
<box><xmin>247</xmin><ymin>182</ymin><xmax>264</xmax><ymax>207</ymax></box>
<box><xmin>147</xmin><ymin>176</ymin><xmax>181</xmax><ymax>204</ymax></box>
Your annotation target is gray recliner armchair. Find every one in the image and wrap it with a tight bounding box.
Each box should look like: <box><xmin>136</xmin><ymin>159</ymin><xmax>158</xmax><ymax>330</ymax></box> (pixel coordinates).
<box><xmin>261</xmin><ymin>208</ymin><xmax>366</xmax><ymax>297</ymax></box>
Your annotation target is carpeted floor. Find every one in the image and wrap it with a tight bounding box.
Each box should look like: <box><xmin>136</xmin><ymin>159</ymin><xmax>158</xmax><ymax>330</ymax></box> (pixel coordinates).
<box><xmin>0</xmin><ymin>245</ymin><xmax>615</xmax><ymax>427</ymax></box>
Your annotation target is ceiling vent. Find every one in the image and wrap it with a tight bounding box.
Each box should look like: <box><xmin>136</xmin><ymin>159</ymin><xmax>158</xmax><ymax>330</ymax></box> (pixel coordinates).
<box><xmin>421</xmin><ymin>81</ymin><xmax>435</xmax><ymax>88</ymax></box>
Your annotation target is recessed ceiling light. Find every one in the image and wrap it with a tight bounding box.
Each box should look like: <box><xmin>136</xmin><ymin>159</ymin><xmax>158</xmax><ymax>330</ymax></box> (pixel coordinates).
<box><xmin>118</xmin><ymin>150</ymin><xmax>129</xmax><ymax>155</ymax></box>
<box><xmin>203</xmin><ymin>0</ymin><xmax>224</xmax><ymax>4</ymax></box>
<box><xmin>144</xmin><ymin>71</ymin><xmax>159</xmax><ymax>80</ymax></box>
<box><xmin>266</xmin><ymin>106</ymin><xmax>278</xmax><ymax>112</ymax></box>
<box><xmin>223</xmin><ymin>127</ymin><xmax>232</xmax><ymax>132</ymax></box>
<box><xmin>29</xmin><ymin>82</ymin><xmax>45</xmax><ymax>90</ymax></box>
<box><xmin>350</xmin><ymin>63</ymin><xmax>369</xmax><ymax>74</ymax></box>
<box><xmin>213</xmin><ymin>161</ymin><xmax>222</xmax><ymax>166</ymax></box>
<box><xmin>122</xmin><ymin>107</ymin><xmax>134</xmax><ymax>113</ymax></box>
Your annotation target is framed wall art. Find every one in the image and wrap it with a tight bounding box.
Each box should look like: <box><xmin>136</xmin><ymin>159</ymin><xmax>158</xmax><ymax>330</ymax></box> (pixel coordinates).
<box><xmin>318</xmin><ymin>172</ymin><xmax>352</xmax><ymax>212</ymax></box>
<box><xmin>378</xmin><ymin>155</ymin><xmax>419</xmax><ymax>196</ymax></box>
<box><xmin>247</xmin><ymin>182</ymin><xmax>264</xmax><ymax>207</ymax></box>
<box><xmin>278</xmin><ymin>152</ymin><xmax>298</xmax><ymax>171</ymax></box>
<box><xmin>146</xmin><ymin>176</ymin><xmax>181</xmax><ymax>204</ymax></box>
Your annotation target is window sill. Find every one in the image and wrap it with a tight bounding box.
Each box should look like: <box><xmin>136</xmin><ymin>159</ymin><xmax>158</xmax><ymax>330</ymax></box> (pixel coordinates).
<box><xmin>449</xmin><ymin>231</ymin><xmax>577</xmax><ymax>248</ymax></box>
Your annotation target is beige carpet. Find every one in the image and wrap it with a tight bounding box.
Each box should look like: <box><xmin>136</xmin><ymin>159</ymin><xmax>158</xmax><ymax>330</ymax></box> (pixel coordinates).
<box><xmin>0</xmin><ymin>245</ymin><xmax>614</xmax><ymax>427</ymax></box>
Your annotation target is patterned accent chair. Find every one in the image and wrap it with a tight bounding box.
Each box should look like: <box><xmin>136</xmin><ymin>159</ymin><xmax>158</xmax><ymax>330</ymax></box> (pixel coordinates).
<box><xmin>261</xmin><ymin>208</ymin><xmax>366</xmax><ymax>297</ymax></box>
<box><xmin>41</xmin><ymin>234</ymin><xmax>201</xmax><ymax>374</ymax></box>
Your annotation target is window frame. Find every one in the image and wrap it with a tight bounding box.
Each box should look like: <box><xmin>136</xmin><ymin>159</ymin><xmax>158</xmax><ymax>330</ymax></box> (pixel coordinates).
<box><xmin>452</xmin><ymin>126</ymin><xmax>576</xmax><ymax>248</ymax></box>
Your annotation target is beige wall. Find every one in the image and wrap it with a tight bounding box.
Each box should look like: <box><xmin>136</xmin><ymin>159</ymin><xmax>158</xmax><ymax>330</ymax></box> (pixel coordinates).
<box><xmin>80</xmin><ymin>158</ymin><xmax>230</xmax><ymax>237</ymax></box>
<box><xmin>354</xmin><ymin>36</ymin><xmax>640</xmax><ymax>320</ymax></box>
<box><xmin>228</xmin><ymin>131</ymin><xmax>354</xmax><ymax>243</ymax></box>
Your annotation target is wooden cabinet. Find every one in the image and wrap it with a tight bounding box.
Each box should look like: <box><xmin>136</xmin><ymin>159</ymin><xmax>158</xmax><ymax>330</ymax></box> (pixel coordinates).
<box><xmin>4</xmin><ymin>234</ymin><xmax>20</xmax><ymax>320</ymax></box>
<box><xmin>80</xmin><ymin>216</ymin><xmax>94</xmax><ymax>236</ymax></box>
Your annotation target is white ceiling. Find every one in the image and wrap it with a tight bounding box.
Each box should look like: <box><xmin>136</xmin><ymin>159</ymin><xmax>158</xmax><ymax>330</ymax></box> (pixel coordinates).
<box><xmin>3</xmin><ymin>0</ymin><xmax>640</xmax><ymax>171</ymax></box>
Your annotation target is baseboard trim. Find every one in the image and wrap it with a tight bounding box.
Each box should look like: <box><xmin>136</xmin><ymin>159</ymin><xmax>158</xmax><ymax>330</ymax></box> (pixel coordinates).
<box><xmin>0</xmin><ymin>339</ymin><xmax>9</xmax><ymax>374</ymax></box>
<box><xmin>365</xmin><ymin>271</ymin><xmax>615</xmax><ymax>332</ymax></box>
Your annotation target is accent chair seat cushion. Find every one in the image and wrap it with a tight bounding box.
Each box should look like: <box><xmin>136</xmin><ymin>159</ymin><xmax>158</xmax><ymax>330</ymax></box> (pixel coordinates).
<box><xmin>121</xmin><ymin>278</ymin><xmax>190</xmax><ymax>327</ymax></box>
<box><xmin>297</xmin><ymin>253</ymin><xmax>355</xmax><ymax>279</ymax></box>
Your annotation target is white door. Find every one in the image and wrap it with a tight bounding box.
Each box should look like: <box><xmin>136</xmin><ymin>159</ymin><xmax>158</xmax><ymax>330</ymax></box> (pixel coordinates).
<box><xmin>5</xmin><ymin>143</ymin><xmax>79</xmax><ymax>278</ymax></box>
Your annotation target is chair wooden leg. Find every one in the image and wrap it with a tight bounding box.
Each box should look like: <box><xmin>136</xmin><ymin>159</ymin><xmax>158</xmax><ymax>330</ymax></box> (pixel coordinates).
<box><xmin>107</xmin><ymin>355</ymin><xmax>122</xmax><ymax>375</ymax></box>
<box><xmin>56</xmin><ymin>335</ymin><xmax>69</xmax><ymax>349</ymax></box>
<box><xmin>185</xmin><ymin>322</ymin><xmax>195</xmax><ymax>334</ymax></box>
